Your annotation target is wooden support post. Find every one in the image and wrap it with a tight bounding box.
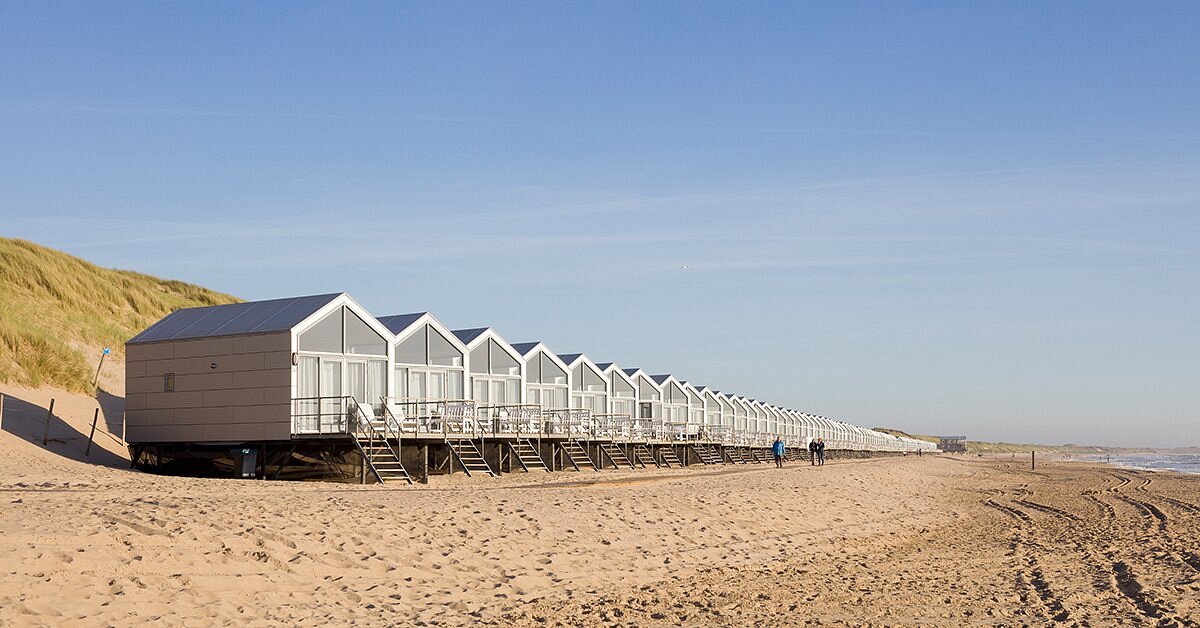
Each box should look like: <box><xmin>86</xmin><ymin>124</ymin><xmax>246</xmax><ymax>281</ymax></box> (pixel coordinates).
<box><xmin>85</xmin><ymin>408</ymin><xmax>99</xmax><ymax>456</ymax></box>
<box><xmin>0</xmin><ymin>392</ymin><xmax>5</xmax><ymax>429</ymax></box>
<box><xmin>42</xmin><ymin>399</ymin><xmax>55</xmax><ymax>446</ymax></box>
<box><xmin>92</xmin><ymin>350</ymin><xmax>107</xmax><ymax>391</ymax></box>
<box><xmin>1031</xmin><ymin>450</ymin><xmax>1036</xmax><ymax>470</ymax></box>
<box><xmin>418</xmin><ymin>443</ymin><xmax>429</xmax><ymax>484</ymax></box>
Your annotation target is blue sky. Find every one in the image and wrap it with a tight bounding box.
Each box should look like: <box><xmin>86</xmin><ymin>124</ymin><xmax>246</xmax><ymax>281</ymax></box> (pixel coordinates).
<box><xmin>2</xmin><ymin>2</ymin><xmax>1198</xmax><ymax>447</ymax></box>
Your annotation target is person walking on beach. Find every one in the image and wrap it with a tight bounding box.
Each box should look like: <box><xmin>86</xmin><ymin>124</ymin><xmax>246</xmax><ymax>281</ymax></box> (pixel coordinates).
<box><xmin>816</xmin><ymin>438</ymin><xmax>826</xmax><ymax>466</ymax></box>
<box><xmin>808</xmin><ymin>438</ymin><xmax>818</xmax><ymax>466</ymax></box>
<box><xmin>772</xmin><ymin>437</ymin><xmax>785</xmax><ymax>468</ymax></box>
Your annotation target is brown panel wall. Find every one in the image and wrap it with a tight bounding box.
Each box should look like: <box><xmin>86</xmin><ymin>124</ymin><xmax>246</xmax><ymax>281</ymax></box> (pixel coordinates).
<box><xmin>125</xmin><ymin>332</ymin><xmax>292</xmax><ymax>443</ymax></box>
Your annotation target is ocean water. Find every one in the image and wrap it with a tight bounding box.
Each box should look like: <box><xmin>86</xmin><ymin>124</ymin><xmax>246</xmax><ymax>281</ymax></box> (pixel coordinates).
<box><xmin>1083</xmin><ymin>453</ymin><xmax>1200</xmax><ymax>475</ymax></box>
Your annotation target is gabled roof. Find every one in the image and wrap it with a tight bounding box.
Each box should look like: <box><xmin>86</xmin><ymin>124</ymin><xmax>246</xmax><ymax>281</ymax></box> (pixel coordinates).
<box><xmin>452</xmin><ymin>327</ymin><xmax>489</xmax><ymax>345</ymax></box>
<box><xmin>558</xmin><ymin>353</ymin><xmax>605</xmax><ymax>375</ymax></box>
<box><xmin>511</xmin><ymin>342</ymin><xmax>540</xmax><ymax>356</ymax></box>
<box><xmin>128</xmin><ymin>293</ymin><xmax>342</xmax><ymax>344</ymax></box>
<box><xmin>376</xmin><ymin>312</ymin><xmax>427</xmax><ymax>335</ymax></box>
<box><xmin>594</xmin><ymin>361</ymin><xmax>613</xmax><ymax>371</ymax></box>
<box><xmin>650</xmin><ymin>374</ymin><xmax>672</xmax><ymax>385</ymax></box>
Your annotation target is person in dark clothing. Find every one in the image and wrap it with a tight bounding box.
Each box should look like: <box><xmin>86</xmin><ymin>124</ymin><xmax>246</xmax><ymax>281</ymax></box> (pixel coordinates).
<box><xmin>816</xmin><ymin>438</ymin><xmax>826</xmax><ymax>465</ymax></box>
<box><xmin>771</xmin><ymin>437</ymin><xmax>785</xmax><ymax>468</ymax></box>
<box><xmin>808</xmin><ymin>438</ymin><xmax>818</xmax><ymax>465</ymax></box>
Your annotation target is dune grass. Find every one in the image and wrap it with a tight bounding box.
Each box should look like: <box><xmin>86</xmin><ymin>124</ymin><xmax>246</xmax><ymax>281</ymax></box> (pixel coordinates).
<box><xmin>0</xmin><ymin>237</ymin><xmax>239</xmax><ymax>392</ymax></box>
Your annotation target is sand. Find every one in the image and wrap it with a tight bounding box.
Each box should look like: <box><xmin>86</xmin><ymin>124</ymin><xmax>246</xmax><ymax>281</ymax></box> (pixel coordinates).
<box><xmin>2</xmin><ymin>389</ymin><xmax>1199</xmax><ymax>626</ymax></box>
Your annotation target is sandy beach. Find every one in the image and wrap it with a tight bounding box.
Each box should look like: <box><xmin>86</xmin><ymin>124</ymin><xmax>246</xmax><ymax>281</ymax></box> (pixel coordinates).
<box><xmin>1</xmin><ymin>397</ymin><xmax>1197</xmax><ymax>627</ymax></box>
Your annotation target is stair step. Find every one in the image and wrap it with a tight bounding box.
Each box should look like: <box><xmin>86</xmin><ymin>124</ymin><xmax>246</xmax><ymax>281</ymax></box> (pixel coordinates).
<box><xmin>447</xmin><ymin>440</ymin><xmax>496</xmax><ymax>477</ymax></box>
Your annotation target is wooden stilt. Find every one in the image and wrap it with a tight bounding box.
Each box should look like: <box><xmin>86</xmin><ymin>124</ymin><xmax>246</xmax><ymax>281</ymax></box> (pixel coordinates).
<box><xmin>419</xmin><ymin>443</ymin><xmax>429</xmax><ymax>484</ymax></box>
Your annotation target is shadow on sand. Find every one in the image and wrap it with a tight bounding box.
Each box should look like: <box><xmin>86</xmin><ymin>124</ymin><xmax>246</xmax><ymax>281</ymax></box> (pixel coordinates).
<box><xmin>0</xmin><ymin>389</ymin><xmax>129</xmax><ymax>468</ymax></box>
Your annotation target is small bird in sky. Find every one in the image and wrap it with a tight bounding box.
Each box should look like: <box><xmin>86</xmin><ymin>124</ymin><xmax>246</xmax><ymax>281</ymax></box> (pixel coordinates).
<box><xmin>679</xmin><ymin>264</ymin><xmax>689</xmax><ymax>270</ymax></box>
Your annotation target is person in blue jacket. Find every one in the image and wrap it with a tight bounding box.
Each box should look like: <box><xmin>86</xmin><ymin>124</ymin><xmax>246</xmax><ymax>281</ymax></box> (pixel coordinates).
<box><xmin>772</xmin><ymin>437</ymin><xmax>786</xmax><ymax>468</ymax></box>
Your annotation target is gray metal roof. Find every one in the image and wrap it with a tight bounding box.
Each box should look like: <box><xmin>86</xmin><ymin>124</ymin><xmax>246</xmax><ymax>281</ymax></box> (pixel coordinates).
<box><xmin>557</xmin><ymin>353</ymin><xmax>583</xmax><ymax>365</ymax></box>
<box><xmin>377</xmin><ymin>312</ymin><xmax>427</xmax><ymax>335</ymax></box>
<box><xmin>127</xmin><ymin>293</ymin><xmax>342</xmax><ymax>344</ymax></box>
<box><xmin>622</xmin><ymin>368</ymin><xmax>639</xmax><ymax>376</ymax></box>
<box><xmin>650</xmin><ymin>374</ymin><xmax>672</xmax><ymax>385</ymax></box>
<box><xmin>451</xmin><ymin>328</ymin><xmax>488</xmax><ymax>345</ymax></box>
<box><xmin>594</xmin><ymin>362</ymin><xmax>613</xmax><ymax>370</ymax></box>
<box><xmin>510</xmin><ymin>342</ymin><xmax>540</xmax><ymax>356</ymax></box>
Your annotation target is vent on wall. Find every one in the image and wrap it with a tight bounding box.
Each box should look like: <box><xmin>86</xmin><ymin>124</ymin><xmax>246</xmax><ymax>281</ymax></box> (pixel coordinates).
<box><xmin>163</xmin><ymin>373</ymin><xmax>175</xmax><ymax>392</ymax></box>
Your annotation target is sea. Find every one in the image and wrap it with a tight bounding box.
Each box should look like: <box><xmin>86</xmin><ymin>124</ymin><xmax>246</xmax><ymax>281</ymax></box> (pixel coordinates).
<box><xmin>1080</xmin><ymin>453</ymin><xmax>1200</xmax><ymax>475</ymax></box>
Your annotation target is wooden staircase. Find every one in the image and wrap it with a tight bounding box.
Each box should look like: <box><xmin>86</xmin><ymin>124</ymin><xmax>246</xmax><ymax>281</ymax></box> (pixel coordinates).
<box><xmin>659</xmin><ymin>446</ymin><xmax>683</xmax><ymax>468</ymax></box>
<box><xmin>723</xmin><ymin>446</ymin><xmax>748</xmax><ymax>464</ymax></box>
<box><xmin>560</xmin><ymin>440</ymin><xmax>598</xmax><ymax>471</ymax></box>
<box><xmin>509</xmin><ymin>439</ymin><xmax>549</xmax><ymax>472</ymax></box>
<box><xmin>690</xmin><ymin>443</ymin><xmax>723</xmax><ymax>465</ymax></box>
<box><xmin>599</xmin><ymin>442</ymin><xmax>635</xmax><ymax>469</ymax></box>
<box><xmin>632</xmin><ymin>443</ymin><xmax>658</xmax><ymax>468</ymax></box>
<box><xmin>447</xmin><ymin>439</ymin><xmax>496</xmax><ymax>477</ymax></box>
<box><xmin>749</xmin><ymin>448</ymin><xmax>768</xmax><ymax>463</ymax></box>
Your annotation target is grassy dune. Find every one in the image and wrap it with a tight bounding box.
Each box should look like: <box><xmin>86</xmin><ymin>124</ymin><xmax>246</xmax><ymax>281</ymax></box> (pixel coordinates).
<box><xmin>0</xmin><ymin>237</ymin><xmax>238</xmax><ymax>392</ymax></box>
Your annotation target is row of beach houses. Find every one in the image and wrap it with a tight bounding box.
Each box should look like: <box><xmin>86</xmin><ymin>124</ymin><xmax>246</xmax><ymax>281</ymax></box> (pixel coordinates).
<box><xmin>125</xmin><ymin>293</ymin><xmax>935</xmax><ymax>483</ymax></box>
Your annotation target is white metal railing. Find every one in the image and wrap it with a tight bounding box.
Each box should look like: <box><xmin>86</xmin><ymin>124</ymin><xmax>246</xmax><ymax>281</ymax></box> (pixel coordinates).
<box><xmin>293</xmin><ymin>396</ymin><xmax>930</xmax><ymax>453</ymax></box>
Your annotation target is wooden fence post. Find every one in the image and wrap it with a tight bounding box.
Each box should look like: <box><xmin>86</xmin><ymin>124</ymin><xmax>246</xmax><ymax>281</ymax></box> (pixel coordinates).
<box><xmin>0</xmin><ymin>393</ymin><xmax>5</xmax><ymax>430</ymax></box>
<box><xmin>1031</xmin><ymin>450</ymin><xmax>1036</xmax><ymax>471</ymax></box>
<box><xmin>43</xmin><ymin>398</ymin><xmax>55</xmax><ymax>446</ymax></box>
<box><xmin>86</xmin><ymin>408</ymin><xmax>99</xmax><ymax>456</ymax></box>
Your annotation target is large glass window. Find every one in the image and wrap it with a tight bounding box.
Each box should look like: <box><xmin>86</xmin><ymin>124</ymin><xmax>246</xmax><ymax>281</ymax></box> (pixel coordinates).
<box><xmin>345</xmin><ymin>309</ymin><xmax>387</xmax><ymax>356</ymax></box>
<box><xmin>428</xmin><ymin>327</ymin><xmax>462</xmax><ymax>366</ymax></box>
<box><xmin>298</xmin><ymin>309</ymin><xmax>342</xmax><ymax>353</ymax></box>
<box><xmin>395</xmin><ymin>324</ymin><xmax>464</xmax><ymax>400</ymax></box>
<box><xmin>297</xmin><ymin>356</ymin><xmax>319</xmax><ymax>398</ymax></box>
<box><xmin>409</xmin><ymin>371</ymin><xmax>427</xmax><ymax>399</ymax></box>
<box><xmin>638</xmin><ymin>377</ymin><xmax>660</xmax><ymax>401</ymax></box>
<box><xmin>470</xmin><ymin>345</ymin><xmax>488</xmax><ymax>374</ymax></box>
<box><xmin>539</xmin><ymin>354</ymin><xmax>567</xmax><ymax>385</ymax></box>
<box><xmin>394</xmin><ymin>366</ymin><xmax>408</xmax><ymax>398</ymax></box>
<box><xmin>320</xmin><ymin>360</ymin><xmax>343</xmax><ymax>429</ymax></box>
<box><xmin>347</xmin><ymin>362</ymin><xmax>367</xmax><ymax>406</ymax></box>
<box><xmin>396</xmin><ymin>334</ymin><xmax>426</xmax><ymax>365</ymax></box>
<box><xmin>490</xmin><ymin>341</ymin><xmax>520</xmax><ymax>376</ymax></box>
<box><xmin>611</xmin><ymin>373</ymin><xmax>634</xmax><ymax>398</ymax></box>
<box><xmin>299</xmin><ymin>306</ymin><xmax>385</xmax><ymax>355</ymax></box>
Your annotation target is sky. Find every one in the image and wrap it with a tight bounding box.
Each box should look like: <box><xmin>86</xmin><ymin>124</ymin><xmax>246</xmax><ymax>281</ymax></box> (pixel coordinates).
<box><xmin>2</xmin><ymin>2</ymin><xmax>1198</xmax><ymax>447</ymax></box>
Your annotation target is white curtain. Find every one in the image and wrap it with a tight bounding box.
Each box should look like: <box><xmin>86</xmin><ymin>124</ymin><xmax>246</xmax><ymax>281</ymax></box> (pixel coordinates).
<box><xmin>296</xmin><ymin>356</ymin><xmax>319</xmax><ymax>432</ymax></box>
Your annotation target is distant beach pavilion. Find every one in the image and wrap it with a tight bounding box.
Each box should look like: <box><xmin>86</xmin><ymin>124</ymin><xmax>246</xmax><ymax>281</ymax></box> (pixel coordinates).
<box><xmin>681</xmin><ymin>381</ymin><xmax>705</xmax><ymax>438</ymax></box>
<box><xmin>377</xmin><ymin>312</ymin><xmax>467</xmax><ymax>406</ymax></box>
<box><xmin>452</xmin><ymin>327</ymin><xmax>525</xmax><ymax>408</ymax></box>
<box><xmin>651</xmin><ymin>374</ymin><xmax>689</xmax><ymax>440</ymax></box>
<box><xmin>558</xmin><ymin>353</ymin><xmax>609</xmax><ymax>416</ymax></box>
<box><xmin>624</xmin><ymin>368</ymin><xmax>664</xmax><ymax>425</ymax></box>
<box><xmin>596</xmin><ymin>362</ymin><xmax>637</xmax><ymax>420</ymax></box>
<box><xmin>511</xmin><ymin>342</ymin><xmax>571</xmax><ymax>411</ymax></box>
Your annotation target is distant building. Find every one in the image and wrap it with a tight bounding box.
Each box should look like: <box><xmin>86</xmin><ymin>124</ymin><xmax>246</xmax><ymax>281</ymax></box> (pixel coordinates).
<box><xmin>938</xmin><ymin>436</ymin><xmax>967</xmax><ymax>453</ymax></box>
